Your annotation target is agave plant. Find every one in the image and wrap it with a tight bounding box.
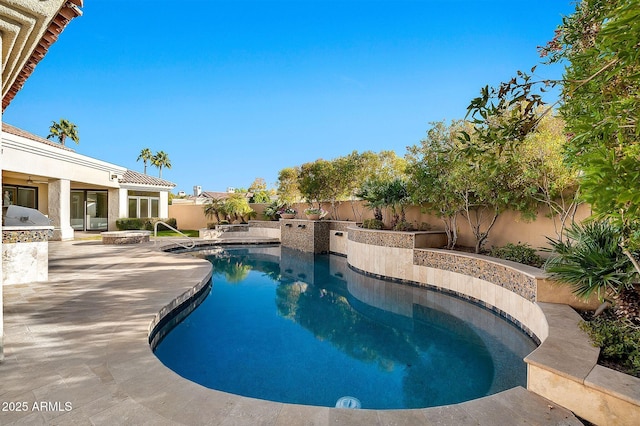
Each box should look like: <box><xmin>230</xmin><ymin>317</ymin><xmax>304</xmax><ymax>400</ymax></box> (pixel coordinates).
<box><xmin>544</xmin><ymin>221</ymin><xmax>635</xmax><ymax>303</ymax></box>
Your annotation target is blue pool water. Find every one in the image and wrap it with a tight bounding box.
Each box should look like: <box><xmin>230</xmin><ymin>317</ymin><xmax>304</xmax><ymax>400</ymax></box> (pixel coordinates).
<box><xmin>154</xmin><ymin>246</ymin><xmax>537</xmax><ymax>409</ymax></box>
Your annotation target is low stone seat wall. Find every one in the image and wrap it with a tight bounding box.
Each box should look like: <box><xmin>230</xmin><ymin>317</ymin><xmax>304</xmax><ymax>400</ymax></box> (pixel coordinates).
<box><xmin>525</xmin><ymin>302</ymin><xmax>640</xmax><ymax>425</ymax></box>
<box><xmin>101</xmin><ymin>230</ymin><xmax>151</xmax><ymax>244</ymax></box>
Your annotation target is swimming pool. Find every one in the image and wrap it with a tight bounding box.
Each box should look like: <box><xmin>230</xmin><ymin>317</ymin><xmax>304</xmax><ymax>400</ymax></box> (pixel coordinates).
<box><xmin>154</xmin><ymin>245</ymin><xmax>536</xmax><ymax>409</ymax></box>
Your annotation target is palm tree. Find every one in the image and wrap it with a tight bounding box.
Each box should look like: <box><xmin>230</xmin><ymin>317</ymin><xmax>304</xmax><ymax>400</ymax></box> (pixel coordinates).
<box><xmin>47</xmin><ymin>119</ymin><xmax>79</xmax><ymax>146</ymax></box>
<box><xmin>152</xmin><ymin>151</ymin><xmax>171</xmax><ymax>178</ymax></box>
<box><xmin>203</xmin><ymin>197</ymin><xmax>226</xmax><ymax>223</ymax></box>
<box><xmin>137</xmin><ymin>148</ymin><xmax>153</xmax><ymax>174</ymax></box>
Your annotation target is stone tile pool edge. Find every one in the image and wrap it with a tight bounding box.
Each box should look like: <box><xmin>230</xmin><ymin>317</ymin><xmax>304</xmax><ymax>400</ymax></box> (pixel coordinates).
<box><xmin>144</xmin><ymin>239</ymin><xmax>582</xmax><ymax>425</ymax></box>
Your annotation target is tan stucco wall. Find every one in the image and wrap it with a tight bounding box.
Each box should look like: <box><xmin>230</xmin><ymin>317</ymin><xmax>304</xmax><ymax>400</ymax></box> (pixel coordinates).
<box><xmin>176</xmin><ymin>200</ymin><xmax>591</xmax><ymax>251</ymax></box>
<box><xmin>169</xmin><ymin>203</ymin><xmax>269</xmax><ymax>230</ymax></box>
<box><xmin>169</xmin><ymin>204</ymin><xmax>208</xmax><ymax>230</ymax></box>
<box><xmin>322</xmin><ymin>201</ymin><xmax>591</xmax><ymax>251</ymax></box>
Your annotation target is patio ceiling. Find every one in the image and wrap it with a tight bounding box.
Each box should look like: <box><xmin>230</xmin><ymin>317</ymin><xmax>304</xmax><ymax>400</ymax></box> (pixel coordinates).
<box><xmin>1</xmin><ymin>0</ymin><xmax>83</xmax><ymax>111</ymax></box>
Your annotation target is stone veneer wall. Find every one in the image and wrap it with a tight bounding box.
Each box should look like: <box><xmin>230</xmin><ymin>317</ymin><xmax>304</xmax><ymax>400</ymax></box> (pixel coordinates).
<box><xmin>348</xmin><ymin>226</ymin><xmax>416</xmax><ymax>248</ymax></box>
<box><xmin>101</xmin><ymin>231</ymin><xmax>150</xmax><ymax>245</ymax></box>
<box><xmin>328</xmin><ymin>221</ymin><xmax>356</xmax><ymax>232</ymax></box>
<box><xmin>346</xmin><ymin>228</ymin><xmax>547</xmax><ymax>341</ymax></box>
<box><xmin>280</xmin><ymin>219</ymin><xmax>330</xmax><ymax>253</ymax></box>
<box><xmin>2</xmin><ymin>226</ymin><xmax>53</xmax><ymax>285</ymax></box>
<box><xmin>413</xmin><ymin>249</ymin><xmax>538</xmax><ymax>302</ymax></box>
<box><xmin>2</xmin><ymin>228</ymin><xmax>52</xmax><ymax>244</ymax></box>
<box><xmin>348</xmin><ymin>226</ymin><xmax>447</xmax><ymax>249</ymax></box>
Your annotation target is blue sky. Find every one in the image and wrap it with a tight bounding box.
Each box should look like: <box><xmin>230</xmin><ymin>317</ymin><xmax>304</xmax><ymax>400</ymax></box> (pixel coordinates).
<box><xmin>4</xmin><ymin>0</ymin><xmax>575</xmax><ymax>194</ymax></box>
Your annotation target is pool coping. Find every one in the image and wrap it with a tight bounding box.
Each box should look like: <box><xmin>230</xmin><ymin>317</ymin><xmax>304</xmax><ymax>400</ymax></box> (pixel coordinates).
<box><xmin>0</xmin><ymin>240</ymin><xmax>583</xmax><ymax>425</ymax></box>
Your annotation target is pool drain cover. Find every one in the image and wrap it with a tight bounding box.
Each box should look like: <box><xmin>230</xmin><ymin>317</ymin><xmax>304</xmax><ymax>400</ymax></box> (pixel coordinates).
<box><xmin>335</xmin><ymin>396</ymin><xmax>361</xmax><ymax>409</ymax></box>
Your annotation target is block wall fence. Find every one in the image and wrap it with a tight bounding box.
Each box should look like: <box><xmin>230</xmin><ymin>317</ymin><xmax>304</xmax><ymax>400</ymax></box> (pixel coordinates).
<box><xmin>169</xmin><ymin>201</ymin><xmax>592</xmax><ymax>252</ymax></box>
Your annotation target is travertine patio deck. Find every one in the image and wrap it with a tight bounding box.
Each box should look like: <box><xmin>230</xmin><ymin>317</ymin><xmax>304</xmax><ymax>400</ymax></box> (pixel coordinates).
<box><xmin>0</xmin><ymin>240</ymin><xmax>582</xmax><ymax>425</ymax></box>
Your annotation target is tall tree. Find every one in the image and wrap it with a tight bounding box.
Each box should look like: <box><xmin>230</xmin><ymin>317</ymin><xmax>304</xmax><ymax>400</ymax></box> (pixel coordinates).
<box><xmin>248</xmin><ymin>177</ymin><xmax>272</xmax><ymax>203</ymax></box>
<box><xmin>550</xmin><ymin>0</ymin><xmax>640</xmax><ymax>275</ymax></box>
<box><xmin>224</xmin><ymin>193</ymin><xmax>255</xmax><ymax>223</ymax></box>
<box><xmin>513</xmin><ymin>111</ymin><xmax>581</xmax><ymax>240</ymax></box>
<box><xmin>407</xmin><ymin>120</ymin><xmax>467</xmax><ymax>249</ymax></box>
<box><xmin>297</xmin><ymin>159</ymin><xmax>335</xmax><ymax>209</ymax></box>
<box><xmin>276</xmin><ymin>167</ymin><xmax>301</xmax><ymax>206</ymax></box>
<box><xmin>152</xmin><ymin>151</ymin><xmax>171</xmax><ymax>178</ymax></box>
<box><xmin>47</xmin><ymin>119</ymin><xmax>79</xmax><ymax>146</ymax></box>
<box><xmin>137</xmin><ymin>148</ymin><xmax>153</xmax><ymax>175</ymax></box>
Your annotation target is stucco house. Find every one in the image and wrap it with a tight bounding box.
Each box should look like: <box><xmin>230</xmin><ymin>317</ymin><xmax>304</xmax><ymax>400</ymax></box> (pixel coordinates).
<box><xmin>2</xmin><ymin>123</ymin><xmax>175</xmax><ymax>239</ymax></box>
<box><xmin>0</xmin><ymin>0</ymin><xmax>85</xmax><ymax>361</ymax></box>
<box><xmin>172</xmin><ymin>187</ymin><xmax>253</xmax><ymax>205</ymax></box>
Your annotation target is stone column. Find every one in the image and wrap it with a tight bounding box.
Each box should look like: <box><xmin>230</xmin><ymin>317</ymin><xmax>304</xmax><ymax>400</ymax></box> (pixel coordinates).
<box><xmin>48</xmin><ymin>179</ymin><xmax>74</xmax><ymax>240</ymax></box>
<box><xmin>107</xmin><ymin>188</ymin><xmax>121</xmax><ymax>231</ymax></box>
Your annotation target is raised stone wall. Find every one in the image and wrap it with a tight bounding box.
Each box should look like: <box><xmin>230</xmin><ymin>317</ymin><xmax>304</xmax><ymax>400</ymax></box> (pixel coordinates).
<box><xmin>2</xmin><ymin>226</ymin><xmax>53</xmax><ymax>284</ymax></box>
<box><xmin>348</xmin><ymin>226</ymin><xmax>447</xmax><ymax>249</ymax></box>
<box><xmin>249</xmin><ymin>220</ymin><xmax>280</xmax><ymax>229</ymax></box>
<box><xmin>413</xmin><ymin>249</ymin><xmax>538</xmax><ymax>302</ymax></box>
<box><xmin>101</xmin><ymin>231</ymin><xmax>151</xmax><ymax>244</ymax></box>
<box><xmin>346</xmin><ymin>236</ymin><xmax>547</xmax><ymax>341</ymax></box>
<box><xmin>348</xmin><ymin>226</ymin><xmax>416</xmax><ymax>249</ymax></box>
<box><xmin>280</xmin><ymin>219</ymin><xmax>330</xmax><ymax>253</ymax></box>
<box><xmin>328</xmin><ymin>221</ymin><xmax>356</xmax><ymax>232</ymax></box>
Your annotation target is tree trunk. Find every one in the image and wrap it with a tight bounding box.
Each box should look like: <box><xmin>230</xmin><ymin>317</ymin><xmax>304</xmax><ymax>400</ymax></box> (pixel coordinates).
<box><xmin>441</xmin><ymin>215</ymin><xmax>458</xmax><ymax>250</ymax></box>
<box><xmin>374</xmin><ymin>207</ymin><xmax>383</xmax><ymax>221</ymax></box>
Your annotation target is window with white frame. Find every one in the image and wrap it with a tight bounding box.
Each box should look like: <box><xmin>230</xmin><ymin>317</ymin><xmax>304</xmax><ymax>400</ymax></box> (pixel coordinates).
<box><xmin>128</xmin><ymin>191</ymin><xmax>160</xmax><ymax>218</ymax></box>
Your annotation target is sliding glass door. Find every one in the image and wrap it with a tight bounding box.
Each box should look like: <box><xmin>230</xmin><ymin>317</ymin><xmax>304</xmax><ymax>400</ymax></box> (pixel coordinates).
<box><xmin>71</xmin><ymin>191</ymin><xmax>84</xmax><ymax>230</ymax></box>
<box><xmin>70</xmin><ymin>190</ymin><xmax>108</xmax><ymax>231</ymax></box>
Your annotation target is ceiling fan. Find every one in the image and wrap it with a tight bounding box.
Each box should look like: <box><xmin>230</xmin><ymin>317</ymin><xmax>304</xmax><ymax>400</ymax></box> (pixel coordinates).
<box><xmin>26</xmin><ymin>176</ymin><xmax>49</xmax><ymax>185</ymax></box>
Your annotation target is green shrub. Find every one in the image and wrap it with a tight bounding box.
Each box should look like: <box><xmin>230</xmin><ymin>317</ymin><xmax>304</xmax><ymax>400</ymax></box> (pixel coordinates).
<box><xmin>580</xmin><ymin>317</ymin><xmax>640</xmax><ymax>377</ymax></box>
<box><xmin>361</xmin><ymin>219</ymin><xmax>384</xmax><ymax>230</ymax></box>
<box><xmin>144</xmin><ymin>218</ymin><xmax>177</xmax><ymax>231</ymax></box>
<box><xmin>416</xmin><ymin>222</ymin><xmax>432</xmax><ymax>231</ymax></box>
<box><xmin>116</xmin><ymin>218</ymin><xmax>177</xmax><ymax>231</ymax></box>
<box><xmin>393</xmin><ymin>220</ymin><xmax>413</xmax><ymax>231</ymax></box>
<box><xmin>116</xmin><ymin>218</ymin><xmax>144</xmax><ymax>230</ymax></box>
<box><xmin>544</xmin><ymin>221</ymin><xmax>634</xmax><ymax>301</ymax></box>
<box><xmin>490</xmin><ymin>242</ymin><xmax>543</xmax><ymax>267</ymax></box>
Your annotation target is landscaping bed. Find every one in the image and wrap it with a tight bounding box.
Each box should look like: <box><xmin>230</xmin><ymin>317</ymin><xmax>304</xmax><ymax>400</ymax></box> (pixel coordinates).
<box><xmin>578</xmin><ymin>310</ymin><xmax>640</xmax><ymax>379</ymax></box>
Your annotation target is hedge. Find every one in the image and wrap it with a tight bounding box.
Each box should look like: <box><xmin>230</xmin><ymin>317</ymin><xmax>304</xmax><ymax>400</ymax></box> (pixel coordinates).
<box><xmin>116</xmin><ymin>217</ymin><xmax>177</xmax><ymax>231</ymax></box>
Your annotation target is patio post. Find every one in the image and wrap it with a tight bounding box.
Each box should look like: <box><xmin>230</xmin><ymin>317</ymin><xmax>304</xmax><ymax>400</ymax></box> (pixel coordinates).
<box><xmin>48</xmin><ymin>179</ymin><xmax>74</xmax><ymax>240</ymax></box>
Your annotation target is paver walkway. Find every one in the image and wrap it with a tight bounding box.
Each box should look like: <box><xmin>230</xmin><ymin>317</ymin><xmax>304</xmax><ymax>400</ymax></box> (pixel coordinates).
<box><xmin>0</xmin><ymin>240</ymin><xmax>583</xmax><ymax>425</ymax></box>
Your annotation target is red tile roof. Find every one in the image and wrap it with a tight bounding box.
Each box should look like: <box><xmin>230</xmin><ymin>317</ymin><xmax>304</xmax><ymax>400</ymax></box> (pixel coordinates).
<box><xmin>120</xmin><ymin>170</ymin><xmax>176</xmax><ymax>188</ymax></box>
<box><xmin>2</xmin><ymin>1</ymin><xmax>84</xmax><ymax>111</ymax></box>
<box><xmin>2</xmin><ymin>122</ymin><xmax>75</xmax><ymax>151</ymax></box>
